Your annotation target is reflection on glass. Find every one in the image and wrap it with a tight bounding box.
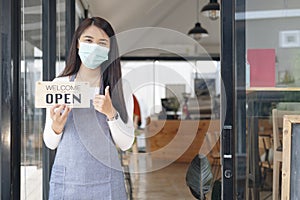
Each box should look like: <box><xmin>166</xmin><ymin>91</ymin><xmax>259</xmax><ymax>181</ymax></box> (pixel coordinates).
<box><xmin>120</xmin><ymin>59</ymin><xmax>221</xmax><ymax>199</ymax></box>
<box><xmin>56</xmin><ymin>0</ymin><xmax>66</xmax><ymax>76</ymax></box>
<box><xmin>121</xmin><ymin>60</ymin><xmax>220</xmax><ymax>122</ymax></box>
<box><xmin>242</xmin><ymin>0</ymin><xmax>300</xmax><ymax>199</ymax></box>
<box><xmin>21</xmin><ymin>0</ymin><xmax>43</xmax><ymax>199</ymax></box>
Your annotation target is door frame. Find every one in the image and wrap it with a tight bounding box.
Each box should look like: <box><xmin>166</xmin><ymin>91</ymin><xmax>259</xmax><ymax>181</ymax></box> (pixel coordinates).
<box><xmin>220</xmin><ymin>0</ymin><xmax>247</xmax><ymax>199</ymax></box>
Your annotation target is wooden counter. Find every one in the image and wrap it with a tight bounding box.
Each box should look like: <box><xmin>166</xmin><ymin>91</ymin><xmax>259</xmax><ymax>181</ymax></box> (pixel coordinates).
<box><xmin>145</xmin><ymin>119</ymin><xmax>220</xmax><ymax>163</ymax></box>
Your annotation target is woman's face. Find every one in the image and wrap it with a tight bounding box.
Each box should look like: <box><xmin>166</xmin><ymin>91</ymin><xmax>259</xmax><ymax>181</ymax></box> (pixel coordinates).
<box><xmin>78</xmin><ymin>25</ymin><xmax>110</xmax><ymax>49</ymax></box>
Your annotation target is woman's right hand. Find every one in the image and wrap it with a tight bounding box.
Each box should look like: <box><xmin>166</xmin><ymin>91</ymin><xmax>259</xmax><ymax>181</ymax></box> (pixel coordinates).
<box><xmin>50</xmin><ymin>104</ymin><xmax>72</xmax><ymax>134</ymax></box>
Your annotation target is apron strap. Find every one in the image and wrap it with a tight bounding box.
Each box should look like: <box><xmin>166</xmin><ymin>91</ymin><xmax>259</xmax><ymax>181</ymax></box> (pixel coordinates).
<box><xmin>70</xmin><ymin>74</ymin><xmax>76</xmax><ymax>82</ymax></box>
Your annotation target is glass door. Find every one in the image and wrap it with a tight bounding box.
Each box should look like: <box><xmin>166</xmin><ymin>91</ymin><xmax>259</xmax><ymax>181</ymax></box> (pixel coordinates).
<box><xmin>20</xmin><ymin>0</ymin><xmax>43</xmax><ymax>199</ymax></box>
<box><xmin>20</xmin><ymin>0</ymin><xmax>68</xmax><ymax>199</ymax></box>
<box><xmin>225</xmin><ymin>0</ymin><xmax>300</xmax><ymax>199</ymax></box>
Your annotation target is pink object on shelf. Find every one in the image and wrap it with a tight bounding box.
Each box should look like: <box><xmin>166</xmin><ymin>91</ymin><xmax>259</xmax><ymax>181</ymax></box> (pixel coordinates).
<box><xmin>247</xmin><ymin>49</ymin><xmax>276</xmax><ymax>87</ymax></box>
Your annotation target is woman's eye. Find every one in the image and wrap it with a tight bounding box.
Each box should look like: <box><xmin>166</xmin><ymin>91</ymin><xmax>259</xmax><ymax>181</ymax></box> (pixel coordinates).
<box><xmin>82</xmin><ymin>39</ymin><xmax>93</xmax><ymax>43</ymax></box>
<box><xmin>98</xmin><ymin>42</ymin><xmax>107</xmax><ymax>46</ymax></box>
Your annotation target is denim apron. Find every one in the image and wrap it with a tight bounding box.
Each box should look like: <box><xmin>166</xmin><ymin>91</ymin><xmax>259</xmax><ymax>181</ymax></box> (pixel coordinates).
<box><xmin>49</xmin><ymin>75</ymin><xmax>127</xmax><ymax>200</ymax></box>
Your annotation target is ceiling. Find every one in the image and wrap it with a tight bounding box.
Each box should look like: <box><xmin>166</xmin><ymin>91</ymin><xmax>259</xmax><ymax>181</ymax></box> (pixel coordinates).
<box><xmin>22</xmin><ymin>0</ymin><xmax>221</xmax><ymax>58</ymax></box>
<box><xmin>22</xmin><ymin>0</ymin><xmax>300</xmax><ymax>58</ymax></box>
<box><xmin>84</xmin><ymin>0</ymin><xmax>221</xmax><ymax>56</ymax></box>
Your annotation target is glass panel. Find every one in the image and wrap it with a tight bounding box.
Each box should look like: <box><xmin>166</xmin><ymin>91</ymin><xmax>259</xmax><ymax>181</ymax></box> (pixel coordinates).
<box><xmin>75</xmin><ymin>0</ymin><xmax>86</xmax><ymax>27</ymax></box>
<box><xmin>121</xmin><ymin>59</ymin><xmax>221</xmax><ymax>198</ymax></box>
<box><xmin>20</xmin><ymin>0</ymin><xmax>43</xmax><ymax>199</ymax></box>
<box><xmin>56</xmin><ymin>0</ymin><xmax>85</xmax><ymax>76</ymax></box>
<box><xmin>122</xmin><ymin>60</ymin><xmax>220</xmax><ymax>121</ymax></box>
<box><xmin>237</xmin><ymin>0</ymin><xmax>300</xmax><ymax>199</ymax></box>
<box><xmin>56</xmin><ymin>0</ymin><xmax>66</xmax><ymax>76</ymax></box>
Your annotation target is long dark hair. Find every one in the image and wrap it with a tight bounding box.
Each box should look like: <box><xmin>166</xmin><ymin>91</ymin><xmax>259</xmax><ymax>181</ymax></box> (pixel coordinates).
<box><xmin>60</xmin><ymin>17</ymin><xmax>128</xmax><ymax>123</ymax></box>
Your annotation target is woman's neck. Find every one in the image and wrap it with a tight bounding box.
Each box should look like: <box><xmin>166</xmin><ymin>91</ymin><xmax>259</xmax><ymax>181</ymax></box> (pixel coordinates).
<box><xmin>76</xmin><ymin>65</ymin><xmax>101</xmax><ymax>87</ymax></box>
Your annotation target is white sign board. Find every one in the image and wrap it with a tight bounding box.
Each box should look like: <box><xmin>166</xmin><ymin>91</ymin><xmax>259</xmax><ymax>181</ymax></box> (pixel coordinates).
<box><xmin>35</xmin><ymin>81</ymin><xmax>90</xmax><ymax>108</ymax></box>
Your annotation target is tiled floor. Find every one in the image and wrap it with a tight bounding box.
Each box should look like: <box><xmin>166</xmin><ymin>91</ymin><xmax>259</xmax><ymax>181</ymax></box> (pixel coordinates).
<box><xmin>20</xmin><ymin>158</ymin><xmax>273</xmax><ymax>200</ymax></box>
<box><xmin>131</xmin><ymin>162</ymin><xmax>196</xmax><ymax>200</ymax></box>
<box><xmin>130</xmin><ymin>158</ymin><xmax>273</xmax><ymax>200</ymax></box>
<box><xmin>21</xmin><ymin>166</ymin><xmax>42</xmax><ymax>200</ymax></box>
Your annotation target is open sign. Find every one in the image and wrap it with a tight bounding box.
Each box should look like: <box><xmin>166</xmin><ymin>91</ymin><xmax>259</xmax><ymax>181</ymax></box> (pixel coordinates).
<box><xmin>35</xmin><ymin>81</ymin><xmax>90</xmax><ymax>108</ymax></box>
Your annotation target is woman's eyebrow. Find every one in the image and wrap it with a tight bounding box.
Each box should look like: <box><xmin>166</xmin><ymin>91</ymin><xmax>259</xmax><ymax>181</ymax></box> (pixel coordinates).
<box><xmin>81</xmin><ymin>35</ymin><xmax>108</xmax><ymax>42</ymax></box>
<box><xmin>99</xmin><ymin>38</ymin><xmax>109</xmax><ymax>42</ymax></box>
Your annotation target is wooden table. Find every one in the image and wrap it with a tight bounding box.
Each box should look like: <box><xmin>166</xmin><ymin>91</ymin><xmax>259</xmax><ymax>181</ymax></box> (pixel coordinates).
<box><xmin>145</xmin><ymin>119</ymin><xmax>220</xmax><ymax>163</ymax></box>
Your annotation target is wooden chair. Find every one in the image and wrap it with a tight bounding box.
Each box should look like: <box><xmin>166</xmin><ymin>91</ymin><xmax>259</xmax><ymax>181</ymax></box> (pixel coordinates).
<box><xmin>272</xmin><ymin>109</ymin><xmax>300</xmax><ymax>200</ymax></box>
<box><xmin>258</xmin><ymin>135</ymin><xmax>273</xmax><ymax>192</ymax></box>
<box><xmin>205</xmin><ymin>131</ymin><xmax>221</xmax><ymax>182</ymax></box>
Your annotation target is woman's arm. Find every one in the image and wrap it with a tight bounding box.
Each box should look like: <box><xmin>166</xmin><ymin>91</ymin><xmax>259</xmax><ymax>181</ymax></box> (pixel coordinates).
<box><xmin>108</xmin><ymin>91</ymin><xmax>135</xmax><ymax>151</ymax></box>
<box><xmin>43</xmin><ymin>108</ymin><xmax>63</xmax><ymax>150</ymax></box>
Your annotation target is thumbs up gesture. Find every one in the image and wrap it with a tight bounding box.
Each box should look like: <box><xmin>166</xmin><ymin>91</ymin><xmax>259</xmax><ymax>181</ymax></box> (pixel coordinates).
<box><xmin>93</xmin><ymin>86</ymin><xmax>116</xmax><ymax>119</ymax></box>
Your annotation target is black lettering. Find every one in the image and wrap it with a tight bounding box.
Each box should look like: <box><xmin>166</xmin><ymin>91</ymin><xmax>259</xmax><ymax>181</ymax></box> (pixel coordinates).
<box><xmin>65</xmin><ymin>93</ymin><xmax>71</xmax><ymax>104</ymax></box>
<box><xmin>46</xmin><ymin>94</ymin><xmax>53</xmax><ymax>104</ymax></box>
<box><xmin>73</xmin><ymin>94</ymin><xmax>81</xmax><ymax>104</ymax></box>
<box><xmin>55</xmin><ymin>94</ymin><xmax>63</xmax><ymax>103</ymax></box>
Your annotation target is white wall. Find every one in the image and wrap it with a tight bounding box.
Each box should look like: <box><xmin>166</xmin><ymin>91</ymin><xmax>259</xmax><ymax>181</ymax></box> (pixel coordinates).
<box><xmin>121</xmin><ymin>60</ymin><xmax>219</xmax><ymax>126</ymax></box>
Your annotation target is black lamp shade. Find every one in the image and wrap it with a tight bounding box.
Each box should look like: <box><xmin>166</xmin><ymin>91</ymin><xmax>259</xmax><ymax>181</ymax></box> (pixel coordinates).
<box><xmin>201</xmin><ymin>0</ymin><xmax>220</xmax><ymax>20</ymax></box>
<box><xmin>188</xmin><ymin>22</ymin><xmax>208</xmax><ymax>41</ymax></box>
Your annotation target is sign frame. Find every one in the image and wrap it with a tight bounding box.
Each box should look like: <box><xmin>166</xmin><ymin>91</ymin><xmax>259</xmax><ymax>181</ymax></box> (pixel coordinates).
<box><xmin>35</xmin><ymin>81</ymin><xmax>91</xmax><ymax>108</ymax></box>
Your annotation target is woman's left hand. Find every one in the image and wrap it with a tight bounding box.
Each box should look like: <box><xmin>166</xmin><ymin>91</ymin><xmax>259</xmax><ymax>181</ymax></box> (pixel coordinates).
<box><xmin>93</xmin><ymin>86</ymin><xmax>116</xmax><ymax>119</ymax></box>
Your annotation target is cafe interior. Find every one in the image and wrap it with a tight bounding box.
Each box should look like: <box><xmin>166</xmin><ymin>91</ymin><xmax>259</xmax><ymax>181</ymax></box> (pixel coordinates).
<box><xmin>2</xmin><ymin>0</ymin><xmax>300</xmax><ymax>199</ymax></box>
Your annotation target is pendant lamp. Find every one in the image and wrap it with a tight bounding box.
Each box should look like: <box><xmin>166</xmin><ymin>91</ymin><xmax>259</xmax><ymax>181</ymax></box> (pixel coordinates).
<box><xmin>188</xmin><ymin>0</ymin><xmax>208</xmax><ymax>41</ymax></box>
<box><xmin>201</xmin><ymin>0</ymin><xmax>220</xmax><ymax>20</ymax></box>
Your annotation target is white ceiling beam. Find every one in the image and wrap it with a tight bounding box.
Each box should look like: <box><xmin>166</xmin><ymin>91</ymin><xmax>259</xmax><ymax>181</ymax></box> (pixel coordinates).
<box><xmin>236</xmin><ymin>9</ymin><xmax>300</xmax><ymax>20</ymax></box>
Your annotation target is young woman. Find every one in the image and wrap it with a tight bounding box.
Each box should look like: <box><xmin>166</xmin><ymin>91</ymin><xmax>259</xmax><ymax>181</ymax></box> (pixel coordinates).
<box><xmin>43</xmin><ymin>17</ymin><xmax>134</xmax><ymax>199</ymax></box>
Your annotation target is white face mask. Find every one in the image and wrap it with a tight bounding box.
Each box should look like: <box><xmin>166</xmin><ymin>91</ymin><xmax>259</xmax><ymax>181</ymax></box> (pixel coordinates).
<box><xmin>78</xmin><ymin>42</ymin><xmax>109</xmax><ymax>69</ymax></box>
